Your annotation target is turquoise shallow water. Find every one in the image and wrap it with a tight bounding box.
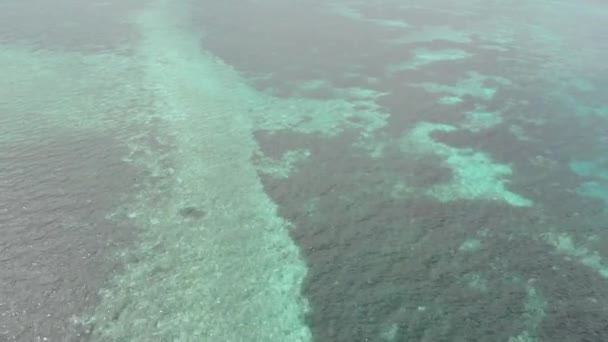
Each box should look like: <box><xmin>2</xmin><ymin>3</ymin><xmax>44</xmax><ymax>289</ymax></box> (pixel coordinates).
<box><xmin>1</xmin><ymin>0</ymin><xmax>607</xmax><ymax>341</ymax></box>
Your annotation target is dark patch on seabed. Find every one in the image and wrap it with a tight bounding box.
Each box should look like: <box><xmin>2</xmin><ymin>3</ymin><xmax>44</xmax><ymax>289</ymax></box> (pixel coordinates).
<box><xmin>257</xmin><ymin>124</ymin><xmax>608</xmax><ymax>341</ymax></box>
<box><xmin>0</xmin><ymin>133</ymin><xmax>139</xmax><ymax>341</ymax></box>
<box><xmin>178</xmin><ymin>206</ymin><xmax>207</xmax><ymax>220</ymax></box>
<box><xmin>225</xmin><ymin>1</ymin><xmax>608</xmax><ymax>339</ymax></box>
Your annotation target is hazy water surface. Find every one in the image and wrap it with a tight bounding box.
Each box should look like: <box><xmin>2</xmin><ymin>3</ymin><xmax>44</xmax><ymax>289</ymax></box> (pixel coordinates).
<box><xmin>1</xmin><ymin>1</ymin><xmax>608</xmax><ymax>341</ymax></box>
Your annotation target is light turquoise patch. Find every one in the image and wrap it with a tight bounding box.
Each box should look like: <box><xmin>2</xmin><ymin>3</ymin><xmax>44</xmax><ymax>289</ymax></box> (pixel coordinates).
<box><xmin>510</xmin><ymin>125</ymin><xmax>531</xmax><ymax>141</ymax></box>
<box><xmin>477</xmin><ymin>20</ymin><xmax>517</xmax><ymax>46</ymax></box>
<box><xmin>416</xmin><ymin>72</ymin><xmax>511</xmax><ymax>101</ymax></box>
<box><xmin>578</xmin><ymin>181</ymin><xmax>608</xmax><ymax>205</ymax></box>
<box><xmin>570</xmin><ymin>160</ymin><xmax>608</xmax><ymax>205</ymax></box>
<box><xmin>560</xmin><ymin>91</ymin><xmax>608</xmax><ymax>119</ymax></box>
<box><xmin>570</xmin><ymin>160</ymin><xmax>604</xmax><ymax>178</ymax></box>
<box><xmin>439</xmin><ymin>96</ymin><xmax>463</xmax><ymax>105</ymax></box>
<box><xmin>545</xmin><ymin>232</ymin><xmax>608</xmax><ymax>279</ymax></box>
<box><xmin>355</xmin><ymin>135</ymin><xmax>387</xmax><ymax>158</ymax></box>
<box><xmin>372</xmin><ymin>19</ymin><xmax>409</xmax><ymax>29</ymax></box>
<box><xmin>480</xmin><ymin>44</ymin><xmax>510</xmax><ymax>52</ymax></box>
<box><xmin>459</xmin><ymin>238</ymin><xmax>482</xmax><ymax>252</ymax></box>
<box><xmin>574</xmin><ymin>104</ymin><xmax>608</xmax><ymax>119</ymax></box>
<box><xmin>255</xmin><ymin>149</ymin><xmax>311</xmax><ymax>179</ymax></box>
<box><xmin>296</xmin><ymin>79</ymin><xmax>330</xmax><ymax>92</ymax></box>
<box><xmin>253</xmin><ymin>86</ymin><xmax>389</xmax><ymax>146</ymax></box>
<box><xmin>325</xmin><ymin>2</ymin><xmax>408</xmax><ymax>29</ymax></box>
<box><xmin>402</xmin><ymin>122</ymin><xmax>532</xmax><ymax>207</ymax></box>
<box><xmin>523</xmin><ymin>283</ymin><xmax>546</xmax><ymax>332</ymax></box>
<box><xmin>593</xmin><ymin>106</ymin><xmax>608</xmax><ymax>118</ymax></box>
<box><xmin>304</xmin><ymin>197</ymin><xmax>320</xmax><ymax>217</ymax></box>
<box><xmin>509</xmin><ymin>332</ymin><xmax>535</xmax><ymax>342</ymax></box>
<box><xmin>462</xmin><ymin>110</ymin><xmax>503</xmax><ymax>132</ymax></box>
<box><xmin>508</xmin><ymin>280</ymin><xmax>546</xmax><ymax>342</ymax></box>
<box><xmin>386</xmin><ymin>48</ymin><xmax>473</xmax><ymax>74</ymax></box>
<box><xmin>572</xmin><ymin>78</ymin><xmax>595</xmax><ymax>92</ymax></box>
<box><xmin>386</xmin><ymin>25</ymin><xmax>472</xmax><ymax>45</ymax></box>
<box><xmin>390</xmin><ymin>180</ymin><xmax>414</xmax><ymax>199</ymax></box>
<box><xmin>380</xmin><ymin>323</ymin><xmax>399</xmax><ymax>341</ymax></box>
<box><xmin>325</xmin><ymin>2</ymin><xmax>364</xmax><ymax>20</ymax></box>
<box><xmin>464</xmin><ymin>273</ymin><xmax>488</xmax><ymax>292</ymax></box>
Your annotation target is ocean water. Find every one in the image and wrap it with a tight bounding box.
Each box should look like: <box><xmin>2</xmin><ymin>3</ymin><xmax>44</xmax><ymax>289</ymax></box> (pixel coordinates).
<box><xmin>1</xmin><ymin>0</ymin><xmax>607</xmax><ymax>341</ymax></box>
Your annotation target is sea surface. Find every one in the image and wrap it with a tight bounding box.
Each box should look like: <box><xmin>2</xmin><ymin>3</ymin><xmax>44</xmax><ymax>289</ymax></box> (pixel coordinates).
<box><xmin>1</xmin><ymin>1</ymin><xmax>608</xmax><ymax>341</ymax></box>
